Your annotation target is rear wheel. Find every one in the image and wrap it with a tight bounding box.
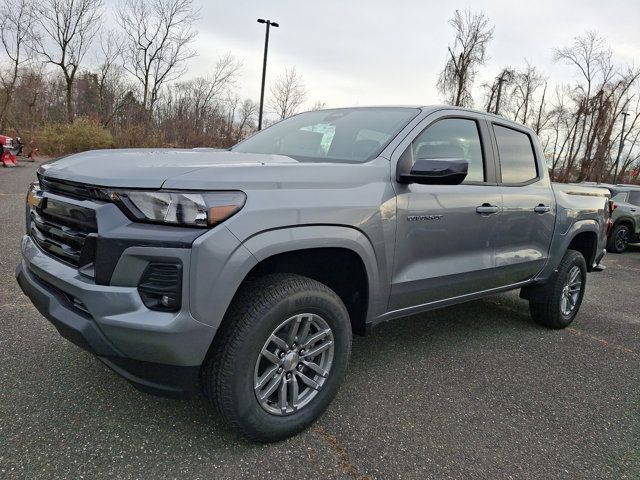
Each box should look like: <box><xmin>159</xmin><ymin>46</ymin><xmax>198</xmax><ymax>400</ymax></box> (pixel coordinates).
<box><xmin>529</xmin><ymin>249</ymin><xmax>587</xmax><ymax>329</ymax></box>
<box><xmin>202</xmin><ymin>273</ymin><xmax>352</xmax><ymax>442</ymax></box>
<box><xmin>607</xmin><ymin>223</ymin><xmax>631</xmax><ymax>253</ymax></box>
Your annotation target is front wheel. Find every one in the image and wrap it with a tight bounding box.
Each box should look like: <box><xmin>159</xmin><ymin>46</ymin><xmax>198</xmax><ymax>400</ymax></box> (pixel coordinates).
<box><xmin>529</xmin><ymin>249</ymin><xmax>587</xmax><ymax>329</ymax></box>
<box><xmin>202</xmin><ymin>273</ymin><xmax>352</xmax><ymax>442</ymax></box>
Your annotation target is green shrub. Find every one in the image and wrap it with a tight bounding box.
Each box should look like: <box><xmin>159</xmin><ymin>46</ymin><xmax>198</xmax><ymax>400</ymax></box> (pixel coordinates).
<box><xmin>36</xmin><ymin>118</ymin><xmax>113</xmax><ymax>156</ymax></box>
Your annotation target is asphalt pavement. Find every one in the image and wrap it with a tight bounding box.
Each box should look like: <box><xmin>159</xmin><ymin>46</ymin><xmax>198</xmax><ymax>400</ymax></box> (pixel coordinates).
<box><xmin>1</xmin><ymin>160</ymin><xmax>638</xmax><ymax>479</ymax></box>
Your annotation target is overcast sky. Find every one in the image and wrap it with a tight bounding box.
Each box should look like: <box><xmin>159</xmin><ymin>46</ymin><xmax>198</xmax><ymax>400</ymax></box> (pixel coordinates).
<box><xmin>112</xmin><ymin>0</ymin><xmax>640</xmax><ymax>111</ymax></box>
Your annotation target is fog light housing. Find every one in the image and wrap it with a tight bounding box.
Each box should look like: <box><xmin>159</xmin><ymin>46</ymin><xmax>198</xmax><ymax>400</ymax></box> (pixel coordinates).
<box><xmin>138</xmin><ymin>263</ymin><xmax>182</xmax><ymax>312</ymax></box>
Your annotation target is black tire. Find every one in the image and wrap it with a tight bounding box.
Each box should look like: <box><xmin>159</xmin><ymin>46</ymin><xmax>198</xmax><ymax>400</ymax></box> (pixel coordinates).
<box><xmin>529</xmin><ymin>249</ymin><xmax>587</xmax><ymax>329</ymax></box>
<box><xmin>202</xmin><ymin>273</ymin><xmax>352</xmax><ymax>442</ymax></box>
<box><xmin>607</xmin><ymin>223</ymin><xmax>631</xmax><ymax>253</ymax></box>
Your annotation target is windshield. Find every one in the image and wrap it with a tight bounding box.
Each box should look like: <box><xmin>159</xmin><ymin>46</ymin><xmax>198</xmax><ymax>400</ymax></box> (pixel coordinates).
<box><xmin>232</xmin><ymin>107</ymin><xmax>420</xmax><ymax>163</ymax></box>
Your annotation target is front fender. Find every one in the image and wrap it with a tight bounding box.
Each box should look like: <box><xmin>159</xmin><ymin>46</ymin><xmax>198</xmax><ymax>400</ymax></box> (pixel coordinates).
<box><xmin>242</xmin><ymin>225</ymin><xmax>383</xmax><ymax>321</ymax></box>
<box><xmin>189</xmin><ymin>224</ymin><xmax>384</xmax><ymax>332</ymax></box>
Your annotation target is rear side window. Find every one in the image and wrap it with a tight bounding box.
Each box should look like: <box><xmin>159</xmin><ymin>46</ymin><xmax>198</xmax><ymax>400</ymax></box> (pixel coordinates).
<box><xmin>628</xmin><ymin>191</ymin><xmax>640</xmax><ymax>206</ymax></box>
<box><xmin>493</xmin><ymin>125</ymin><xmax>538</xmax><ymax>184</ymax></box>
<box><xmin>412</xmin><ymin>118</ymin><xmax>485</xmax><ymax>183</ymax></box>
<box><xmin>611</xmin><ymin>192</ymin><xmax>627</xmax><ymax>203</ymax></box>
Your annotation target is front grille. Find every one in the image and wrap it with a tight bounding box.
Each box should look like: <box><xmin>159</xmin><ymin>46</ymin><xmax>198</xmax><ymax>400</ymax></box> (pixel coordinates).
<box><xmin>29</xmin><ymin>198</ymin><xmax>98</xmax><ymax>268</ymax></box>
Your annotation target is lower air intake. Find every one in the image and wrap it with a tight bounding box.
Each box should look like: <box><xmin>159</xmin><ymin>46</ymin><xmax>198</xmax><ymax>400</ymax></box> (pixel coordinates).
<box><xmin>137</xmin><ymin>263</ymin><xmax>182</xmax><ymax>312</ymax></box>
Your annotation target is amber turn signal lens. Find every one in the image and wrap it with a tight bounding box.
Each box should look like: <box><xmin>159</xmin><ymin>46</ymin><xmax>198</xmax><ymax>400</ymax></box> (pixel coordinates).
<box><xmin>209</xmin><ymin>205</ymin><xmax>241</xmax><ymax>225</ymax></box>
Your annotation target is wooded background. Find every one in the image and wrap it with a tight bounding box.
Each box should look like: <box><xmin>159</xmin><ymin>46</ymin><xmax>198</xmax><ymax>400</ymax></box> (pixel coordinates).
<box><xmin>1</xmin><ymin>1</ymin><xmax>638</xmax><ymax>183</ymax></box>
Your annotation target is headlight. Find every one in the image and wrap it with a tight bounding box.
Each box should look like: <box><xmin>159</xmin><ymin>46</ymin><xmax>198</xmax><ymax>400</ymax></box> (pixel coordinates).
<box><xmin>109</xmin><ymin>190</ymin><xmax>246</xmax><ymax>228</ymax></box>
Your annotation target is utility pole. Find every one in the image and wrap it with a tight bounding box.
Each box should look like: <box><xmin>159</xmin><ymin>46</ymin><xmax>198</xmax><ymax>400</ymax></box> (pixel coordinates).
<box><xmin>257</xmin><ymin>19</ymin><xmax>279</xmax><ymax>130</ymax></box>
<box><xmin>613</xmin><ymin>111</ymin><xmax>630</xmax><ymax>184</ymax></box>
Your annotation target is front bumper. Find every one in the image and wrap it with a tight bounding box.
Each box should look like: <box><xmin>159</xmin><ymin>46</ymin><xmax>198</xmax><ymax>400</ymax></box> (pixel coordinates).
<box><xmin>16</xmin><ymin>235</ymin><xmax>216</xmax><ymax>398</ymax></box>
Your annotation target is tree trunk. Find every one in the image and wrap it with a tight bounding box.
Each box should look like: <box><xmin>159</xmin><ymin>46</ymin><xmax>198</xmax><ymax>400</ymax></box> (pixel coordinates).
<box><xmin>66</xmin><ymin>80</ymin><xmax>74</xmax><ymax>123</ymax></box>
<box><xmin>534</xmin><ymin>83</ymin><xmax>547</xmax><ymax>134</ymax></box>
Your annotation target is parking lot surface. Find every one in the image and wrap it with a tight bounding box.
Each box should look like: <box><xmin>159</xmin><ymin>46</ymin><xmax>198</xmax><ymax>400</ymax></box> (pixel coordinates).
<box><xmin>1</xmin><ymin>160</ymin><xmax>639</xmax><ymax>479</ymax></box>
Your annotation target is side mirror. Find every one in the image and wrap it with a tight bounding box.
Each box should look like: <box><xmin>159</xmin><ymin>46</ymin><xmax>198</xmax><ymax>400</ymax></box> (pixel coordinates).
<box><xmin>399</xmin><ymin>158</ymin><xmax>468</xmax><ymax>185</ymax></box>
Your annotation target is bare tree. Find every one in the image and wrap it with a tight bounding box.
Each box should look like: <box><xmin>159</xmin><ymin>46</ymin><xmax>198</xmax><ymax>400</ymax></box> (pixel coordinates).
<box><xmin>235</xmin><ymin>99</ymin><xmax>257</xmax><ymax>141</ymax></box>
<box><xmin>94</xmin><ymin>32</ymin><xmax>130</xmax><ymax>127</ymax></box>
<box><xmin>0</xmin><ymin>0</ymin><xmax>36</xmax><ymax>130</ymax></box>
<box><xmin>533</xmin><ymin>80</ymin><xmax>549</xmax><ymax>135</ymax></box>
<box><xmin>269</xmin><ymin>67</ymin><xmax>307</xmax><ymax>120</ymax></box>
<box><xmin>118</xmin><ymin>0</ymin><xmax>199</xmax><ymax>118</ymax></box>
<box><xmin>437</xmin><ymin>9</ymin><xmax>494</xmax><ymax>107</ymax></box>
<box><xmin>207</xmin><ymin>53</ymin><xmax>242</xmax><ymax>98</ymax></box>
<box><xmin>544</xmin><ymin>86</ymin><xmax>575</xmax><ymax>179</ymax></box>
<box><xmin>36</xmin><ymin>0</ymin><xmax>103</xmax><ymax>122</ymax></box>
<box><xmin>510</xmin><ymin>62</ymin><xmax>546</xmax><ymax>125</ymax></box>
<box><xmin>151</xmin><ymin>53</ymin><xmax>241</xmax><ymax>146</ymax></box>
<box><xmin>553</xmin><ymin>31</ymin><xmax>610</xmax><ymax>181</ymax></box>
<box><xmin>482</xmin><ymin>67</ymin><xmax>514</xmax><ymax>114</ymax></box>
<box><xmin>311</xmin><ymin>100</ymin><xmax>327</xmax><ymax>111</ymax></box>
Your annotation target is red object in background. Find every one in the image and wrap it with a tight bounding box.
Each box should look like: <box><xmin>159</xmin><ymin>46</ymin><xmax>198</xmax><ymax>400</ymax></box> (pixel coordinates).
<box><xmin>1</xmin><ymin>134</ymin><xmax>18</xmax><ymax>167</ymax></box>
<box><xmin>632</xmin><ymin>168</ymin><xmax>639</xmax><ymax>178</ymax></box>
<box><xmin>1</xmin><ymin>149</ymin><xmax>17</xmax><ymax>167</ymax></box>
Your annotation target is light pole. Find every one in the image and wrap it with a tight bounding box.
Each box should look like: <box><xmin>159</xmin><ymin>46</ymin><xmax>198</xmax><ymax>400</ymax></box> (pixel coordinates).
<box><xmin>257</xmin><ymin>19</ymin><xmax>279</xmax><ymax>130</ymax></box>
<box><xmin>613</xmin><ymin>111</ymin><xmax>630</xmax><ymax>184</ymax></box>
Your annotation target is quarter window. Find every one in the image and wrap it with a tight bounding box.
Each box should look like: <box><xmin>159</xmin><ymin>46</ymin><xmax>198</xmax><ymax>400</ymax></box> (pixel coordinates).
<box><xmin>493</xmin><ymin>125</ymin><xmax>538</xmax><ymax>184</ymax></box>
<box><xmin>411</xmin><ymin>118</ymin><xmax>485</xmax><ymax>183</ymax></box>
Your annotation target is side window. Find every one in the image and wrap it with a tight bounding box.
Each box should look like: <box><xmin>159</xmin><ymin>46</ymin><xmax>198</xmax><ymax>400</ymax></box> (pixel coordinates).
<box><xmin>493</xmin><ymin>125</ymin><xmax>538</xmax><ymax>184</ymax></box>
<box><xmin>628</xmin><ymin>191</ymin><xmax>640</xmax><ymax>206</ymax></box>
<box><xmin>611</xmin><ymin>192</ymin><xmax>627</xmax><ymax>203</ymax></box>
<box><xmin>412</xmin><ymin>118</ymin><xmax>485</xmax><ymax>183</ymax></box>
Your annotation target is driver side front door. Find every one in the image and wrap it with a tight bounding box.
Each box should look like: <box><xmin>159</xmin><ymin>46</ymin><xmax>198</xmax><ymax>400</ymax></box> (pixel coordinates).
<box><xmin>388</xmin><ymin>111</ymin><xmax>503</xmax><ymax>314</ymax></box>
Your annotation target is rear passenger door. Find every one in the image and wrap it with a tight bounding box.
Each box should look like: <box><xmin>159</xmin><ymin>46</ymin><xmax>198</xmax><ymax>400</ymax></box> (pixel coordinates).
<box><xmin>490</xmin><ymin>123</ymin><xmax>556</xmax><ymax>285</ymax></box>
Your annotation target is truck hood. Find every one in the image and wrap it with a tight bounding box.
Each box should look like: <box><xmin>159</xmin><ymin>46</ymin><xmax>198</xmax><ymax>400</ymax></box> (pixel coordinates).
<box><xmin>40</xmin><ymin>148</ymin><xmax>385</xmax><ymax>190</ymax></box>
<box><xmin>40</xmin><ymin>148</ymin><xmax>300</xmax><ymax>188</ymax></box>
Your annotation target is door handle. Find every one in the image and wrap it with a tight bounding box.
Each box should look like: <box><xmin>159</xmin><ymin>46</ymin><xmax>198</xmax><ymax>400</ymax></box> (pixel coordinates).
<box><xmin>476</xmin><ymin>203</ymin><xmax>499</xmax><ymax>215</ymax></box>
<box><xmin>630</xmin><ymin>208</ymin><xmax>637</xmax><ymax>212</ymax></box>
<box><xmin>534</xmin><ymin>204</ymin><xmax>551</xmax><ymax>214</ymax></box>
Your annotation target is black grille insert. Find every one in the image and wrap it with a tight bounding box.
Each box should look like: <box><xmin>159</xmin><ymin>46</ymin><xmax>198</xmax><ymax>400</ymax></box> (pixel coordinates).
<box><xmin>38</xmin><ymin>174</ymin><xmax>107</xmax><ymax>201</ymax></box>
<box><xmin>29</xmin><ymin>198</ymin><xmax>98</xmax><ymax>268</ymax></box>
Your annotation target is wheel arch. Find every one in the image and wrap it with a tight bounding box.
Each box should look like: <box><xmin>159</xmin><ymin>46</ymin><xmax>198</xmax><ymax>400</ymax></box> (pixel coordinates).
<box><xmin>238</xmin><ymin>226</ymin><xmax>382</xmax><ymax>336</ymax></box>
<box><xmin>567</xmin><ymin>230</ymin><xmax>599</xmax><ymax>271</ymax></box>
<box><xmin>534</xmin><ymin>219</ymin><xmax>601</xmax><ymax>285</ymax></box>
<box><xmin>613</xmin><ymin>216</ymin><xmax>635</xmax><ymax>231</ymax></box>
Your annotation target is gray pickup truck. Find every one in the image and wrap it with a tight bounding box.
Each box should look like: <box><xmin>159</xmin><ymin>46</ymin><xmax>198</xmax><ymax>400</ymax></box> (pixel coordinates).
<box><xmin>17</xmin><ymin>106</ymin><xmax>609</xmax><ymax>442</ymax></box>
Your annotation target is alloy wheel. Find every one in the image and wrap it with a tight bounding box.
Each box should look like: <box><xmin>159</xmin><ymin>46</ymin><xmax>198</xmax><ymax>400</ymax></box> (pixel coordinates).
<box><xmin>254</xmin><ymin>313</ymin><xmax>334</xmax><ymax>416</ymax></box>
<box><xmin>615</xmin><ymin>227</ymin><xmax>630</xmax><ymax>251</ymax></box>
<box><xmin>560</xmin><ymin>265</ymin><xmax>582</xmax><ymax>316</ymax></box>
